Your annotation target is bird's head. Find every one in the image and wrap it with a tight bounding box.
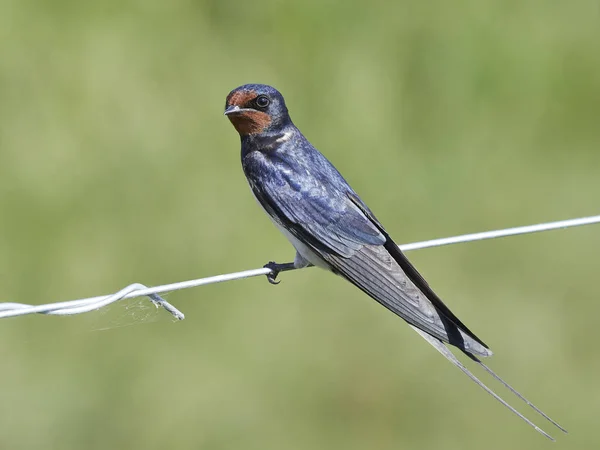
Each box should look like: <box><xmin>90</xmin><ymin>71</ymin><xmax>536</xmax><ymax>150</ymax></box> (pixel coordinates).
<box><xmin>224</xmin><ymin>84</ymin><xmax>290</xmax><ymax>136</ymax></box>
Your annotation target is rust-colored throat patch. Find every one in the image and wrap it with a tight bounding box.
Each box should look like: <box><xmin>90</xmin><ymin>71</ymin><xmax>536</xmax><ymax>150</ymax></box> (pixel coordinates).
<box><xmin>227</xmin><ymin>109</ymin><xmax>272</xmax><ymax>135</ymax></box>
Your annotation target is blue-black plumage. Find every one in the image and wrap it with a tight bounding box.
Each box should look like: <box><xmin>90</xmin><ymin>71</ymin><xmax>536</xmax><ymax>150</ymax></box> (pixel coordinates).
<box><xmin>224</xmin><ymin>83</ymin><xmax>565</xmax><ymax>439</ymax></box>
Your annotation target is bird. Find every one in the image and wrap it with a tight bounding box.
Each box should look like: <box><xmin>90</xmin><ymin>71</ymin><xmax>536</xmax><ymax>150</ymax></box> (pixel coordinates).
<box><xmin>224</xmin><ymin>83</ymin><xmax>566</xmax><ymax>440</ymax></box>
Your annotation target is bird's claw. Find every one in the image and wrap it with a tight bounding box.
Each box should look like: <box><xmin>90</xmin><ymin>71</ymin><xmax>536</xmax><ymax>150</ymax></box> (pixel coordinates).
<box><xmin>264</xmin><ymin>261</ymin><xmax>282</xmax><ymax>285</ymax></box>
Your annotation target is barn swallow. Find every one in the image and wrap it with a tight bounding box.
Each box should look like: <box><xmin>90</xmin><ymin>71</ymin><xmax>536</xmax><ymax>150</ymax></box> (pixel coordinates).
<box><xmin>224</xmin><ymin>84</ymin><xmax>566</xmax><ymax>439</ymax></box>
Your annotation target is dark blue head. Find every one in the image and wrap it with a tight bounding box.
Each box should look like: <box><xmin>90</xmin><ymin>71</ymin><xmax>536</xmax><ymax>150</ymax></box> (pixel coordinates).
<box><xmin>224</xmin><ymin>84</ymin><xmax>291</xmax><ymax>136</ymax></box>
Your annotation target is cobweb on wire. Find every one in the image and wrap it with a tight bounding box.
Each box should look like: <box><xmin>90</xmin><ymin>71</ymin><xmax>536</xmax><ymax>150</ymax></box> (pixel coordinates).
<box><xmin>87</xmin><ymin>292</ymin><xmax>179</xmax><ymax>331</ymax></box>
<box><xmin>0</xmin><ymin>282</ymin><xmax>184</xmax><ymax>328</ymax></box>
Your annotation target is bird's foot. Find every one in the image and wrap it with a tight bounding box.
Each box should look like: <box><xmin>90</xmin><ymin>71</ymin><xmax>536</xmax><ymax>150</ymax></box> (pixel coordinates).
<box><xmin>263</xmin><ymin>261</ymin><xmax>295</xmax><ymax>285</ymax></box>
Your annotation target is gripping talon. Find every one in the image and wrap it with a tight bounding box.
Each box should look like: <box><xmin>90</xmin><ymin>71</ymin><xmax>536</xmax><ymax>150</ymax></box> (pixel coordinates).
<box><xmin>264</xmin><ymin>261</ymin><xmax>281</xmax><ymax>285</ymax></box>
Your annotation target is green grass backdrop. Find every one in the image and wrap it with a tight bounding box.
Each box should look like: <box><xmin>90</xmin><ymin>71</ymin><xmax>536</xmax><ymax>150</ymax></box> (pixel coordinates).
<box><xmin>1</xmin><ymin>1</ymin><xmax>599</xmax><ymax>449</ymax></box>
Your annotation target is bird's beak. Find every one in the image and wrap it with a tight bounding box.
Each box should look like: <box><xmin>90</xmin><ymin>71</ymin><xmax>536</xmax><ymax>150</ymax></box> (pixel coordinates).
<box><xmin>224</xmin><ymin>105</ymin><xmax>242</xmax><ymax>116</ymax></box>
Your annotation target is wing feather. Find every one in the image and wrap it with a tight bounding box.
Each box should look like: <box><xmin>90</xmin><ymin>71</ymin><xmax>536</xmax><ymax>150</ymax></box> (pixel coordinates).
<box><xmin>245</xmin><ymin>151</ymin><xmax>488</xmax><ymax>355</ymax></box>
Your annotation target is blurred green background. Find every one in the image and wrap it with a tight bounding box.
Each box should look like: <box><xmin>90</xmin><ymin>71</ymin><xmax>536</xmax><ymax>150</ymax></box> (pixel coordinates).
<box><xmin>1</xmin><ymin>0</ymin><xmax>599</xmax><ymax>449</ymax></box>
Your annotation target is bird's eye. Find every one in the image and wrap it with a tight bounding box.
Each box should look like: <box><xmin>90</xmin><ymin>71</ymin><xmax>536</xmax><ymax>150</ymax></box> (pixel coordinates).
<box><xmin>255</xmin><ymin>95</ymin><xmax>270</xmax><ymax>109</ymax></box>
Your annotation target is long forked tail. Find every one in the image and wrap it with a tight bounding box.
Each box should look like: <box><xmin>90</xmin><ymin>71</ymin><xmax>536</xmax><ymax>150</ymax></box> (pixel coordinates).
<box><xmin>410</xmin><ymin>326</ymin><xmax>567</xmax><ymax>441</ymax></box>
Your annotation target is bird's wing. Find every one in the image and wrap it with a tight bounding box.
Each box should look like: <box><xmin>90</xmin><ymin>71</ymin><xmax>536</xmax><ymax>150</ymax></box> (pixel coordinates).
<box><xmin>250</xmin><ymin>167</ymin><xmax>484</xmax><ymax>351</ymax></box>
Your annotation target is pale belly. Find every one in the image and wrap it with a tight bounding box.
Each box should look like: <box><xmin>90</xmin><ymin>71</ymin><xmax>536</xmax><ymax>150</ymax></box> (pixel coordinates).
<box><xmin>274</xmin><ymin>220</ymin><xmax>331</xmax><ymax>270</ymax></box>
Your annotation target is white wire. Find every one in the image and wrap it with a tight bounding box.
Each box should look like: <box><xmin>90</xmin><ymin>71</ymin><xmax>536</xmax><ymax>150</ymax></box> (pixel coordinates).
<box><xmin>399</xmin><ymin>214</ymin><xmax>600</xmax><ymax>251</ymax></box>
<box><xmin>1</xmin><ymin>214</ymin><xmax>598</xmax><ymax>321</ymax></box>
